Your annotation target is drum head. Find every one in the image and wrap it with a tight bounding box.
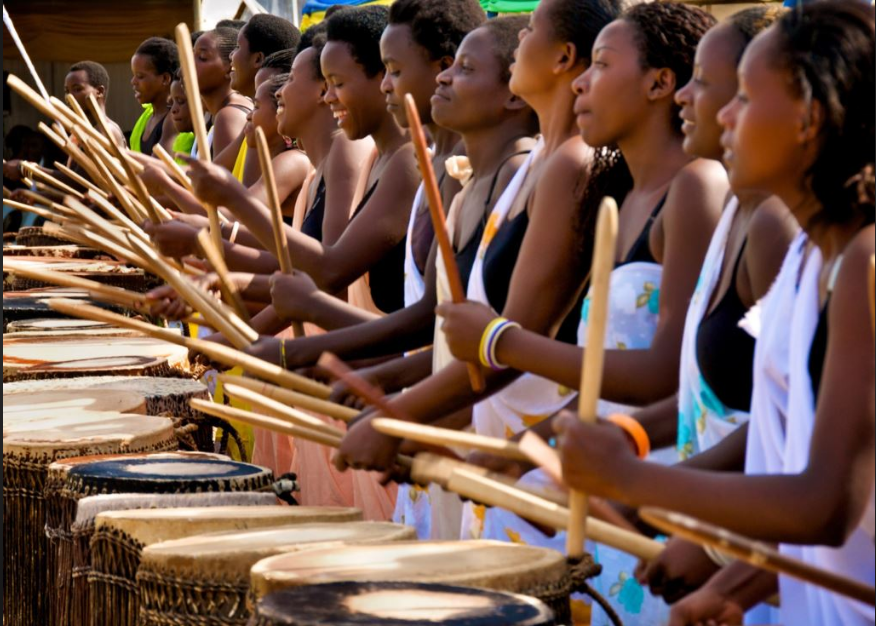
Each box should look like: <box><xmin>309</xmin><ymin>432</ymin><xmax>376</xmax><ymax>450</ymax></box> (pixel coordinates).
<box><xmin>3</xmin><ymin>389</ymin><xmax>147</xmax><ymax>427</ymax></box>
<box><xmin>255</xmin><ymin>582</ymin><xmax>556</xmax><ymax>626</ymax></box>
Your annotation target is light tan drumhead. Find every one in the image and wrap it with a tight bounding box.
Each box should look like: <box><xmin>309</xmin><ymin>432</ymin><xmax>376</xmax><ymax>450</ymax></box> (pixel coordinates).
<box><xmin>95</xmin><ymin>506</ymin><xmax>364</xmax><ymax>548</ymax></box>
<box><xmin>2</xmin><ymin>412</ymin><xmax>176</xmax><ymax>457</ymax></box>
<box><xmin>140</xmin><ymin>522</ymin><xmax>416</xmax><ymax>578</ymax></box>
<box><xmin>250</xmin><ymin>541</ymin><xmax>569</xmax><ymax>601</ymax></box>
<box><xmin>3</xmin><ymin>390</ymin><xmax>148</xmax><ymax>428</ymax></box>
<box><xmin>5</xmin><ymin>318</ymin><xmax>148</xmax><ymax>339</ymax></box>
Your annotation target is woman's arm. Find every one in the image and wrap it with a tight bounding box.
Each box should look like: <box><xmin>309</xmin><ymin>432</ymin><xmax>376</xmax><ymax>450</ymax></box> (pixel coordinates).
<box><xmin>211</xmin><ymin>108</ymin><xmax>248</xmax><ymax>159</ymax></box>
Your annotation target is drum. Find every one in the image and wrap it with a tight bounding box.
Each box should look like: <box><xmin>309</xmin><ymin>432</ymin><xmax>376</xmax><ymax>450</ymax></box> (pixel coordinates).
<box><xmin>250</xmin><ymin>541</ymin><xmax>574</xmax><ymax>624</ymax></box>
<box><xmin>90</xmin><ymin>504</ymin><xmax>362</xmax><ymax>626</ymax></box>
<box><xmin>137</xmin><ymin>522</ymin><xmax>416</xmax><ymax>626</ymax></box>
<box><xmin>2</xmin><ymin>412</ymin><xmax>177</xmax><ymax>626</ymax></box>
<box><xmin>250</xmin><ymin>582</ymin><xmax>556</xmax><ymax>626</ymax></box>
<box><xmin>5</xmin><ymin>317</ymin><xmax>147</xmax><ymax>339</ymax></box>
<box><xmin>2</xmin><ymin>256</ymin><xmax>148</xmax><ymax>292</ymax></box>
<box><xmin>15</xmin><ymin>224</ymin><xmax>81</xmax><ymax>247</ymax></box>
<box><xmin>3</xmin><ymin>335</ymin><xmax>191</xmax><ymax>382</ymax></box>
<box><xmin>5</xmin><ymin>376</ymin><xmax>214</xmax><ymax>451</ymax></box>
<box><xmin>2</xmin><ymin>288</ymin><xmax>125</xmax><ymax>331</ymax></box>
<box><xmin>3</xmin><ymin>390</ymin><xmax>148</xmax><ymax>433</ymax></box>
<box><xmin>3</xmin><ymin>244</ymin><xmax>103</xmax><ymax>259</ymax></box>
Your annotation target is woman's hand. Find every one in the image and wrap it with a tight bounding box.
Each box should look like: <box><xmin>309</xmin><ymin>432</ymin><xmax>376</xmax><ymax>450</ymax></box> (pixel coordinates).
<box><xmin>635</xmin><ymin>538</ymin><xmax>720</xmax><ymax>604</ymax></box>
<box><xmin>667</xmin><ymin>585</ymin><xmax>745</xmax><ymax>626</ymax></box>
<box><xmin>466</xmin><ymin>450</ymin><xmax>533</xmax><ymax>481</ymax></box>
<box><xmin>143</xmin><ymin>219</ymin><xmax>201</xmax><ymax>259</ymax></box>
<box><xmin>435</xmin><ymin>300</ymin><xmax>499</xmax><ymax>363</ymax></box>
<box><xmin>270</xmin><ymin>270</ymin><xmax>321</xmax><ymax>323</ymax></box>
<box><xmin>553</xmin><ymin>410</ymin><xmax>640</xmax><ymax>501</ymax></box>
<box><xmin>144</xmin><ymin>284</ymin><xmax>191</xmax><ymax>321</ymax></box>
<box><xmin>333</xmin><ymin>414</ymin><xmax>403</xmax><ymax>474</ymax></box>
<box><xmin>138</xmin><ymin>163</ymin><xmax>174</xmax><ymax>197</ymax></box>
<box><xmin>243</xmin><ymin>336</ymin><xmax>283</xmax><ymax>367</ymax></box>
<box><xmin>180</xmin><ymin>155</ymin><xmax>243</xmax><ymax>208</ymax></box>
<box><xmin>328</xmin><ymin>364</ymin><xmax>386</xmax><ymax>410</ymax></box>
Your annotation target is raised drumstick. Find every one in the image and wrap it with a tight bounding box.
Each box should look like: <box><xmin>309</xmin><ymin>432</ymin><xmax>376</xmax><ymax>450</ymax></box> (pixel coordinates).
<box><xmin>196</xmin><ymin>227</ymin><xmax>251</xmax><ymax>324</ymax></box>
<box><xmin>254</xmin><ymin>125</ymin><xmax>306</xmax><ymax>339</ymax></box>
<box><xmin>221</xmin><ymin>383</ymin><xmax>345</xmax><ymax>439</ymax></box>
<box><xmin>153</xmin><ymin>144</ymin><xmax>195</xmax><ymax>193</ymax></box>
<box><xmin>404</xmin><ymin>93</ymin><xmax>485</xmax><ymax>393</ymax></box>
<box><xmin>567</xmin><ymin>198</ymin><xmax>619</xmax><ymax>559</ymax></box>
<box><xmin>216</xmin><ymin>374</ymin><xmax>358</xmax><ymax>422</ymax></box>
<box><xmin>641</xmin><ymin>507</ymin><xmax>876</xmax><ymax>607</ymax></box>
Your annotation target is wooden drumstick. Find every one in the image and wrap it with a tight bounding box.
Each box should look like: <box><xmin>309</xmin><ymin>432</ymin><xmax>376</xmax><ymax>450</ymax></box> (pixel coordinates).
<box><xmin>2</xmin><ymin>199</ymin><xmax>70</xmax><ymax>224</ymax></box>
<box><xmin>372</xmin><ymin>418</ymin><xmax>530</xmax><ymax>463</ymax></box>
<box><xmin>222</xmin><ymin>383</ymin><xmax>346</xmax><ymax>439</ymax></box>
<box><xmin>46</xmin><ymin>298</ymin><xmax>332</xmax><ymax>399</ymax></box>
<box><xmin>54</xmin><ymin>162</ymin><xmax>109</xmax><ymax>199</ymax></box>
<box><xmin>254</xmin><ymin>126</ymin><xmax>306</xmax><ymax>339</ymax></box>
<box><xmin>567</xmin><ymin>197</ymin><xmax>619</xmax><ymax>559</ymax></box>
<box><xmin>7</xmin><ymin>74</ymin><xmax>63</xmax><ymax>127</ymax></box>
<box><xmin>318</xmin><ymin>352</ymin><xmax>414</xmax><ymax>422</ymax></box>
<box><xmin>19</xmin><ymin>162</ymin><xmax>85</xmax><ymax>199</ymax></box>
<box><xmin>640</xmin><ymin>507</ymin><xmax>876</xmax><ymax>607</ymax></box>
<box><xmin>48</xmin><ymin>96</ymin><xmax>113</xmax><ymax>154</ymax></box>
<box><xmin>152</xmin><ymin>144</ymin><xmax>195</xmax><ymax>193</ymax></box>
<box><xmin>196</xmin><ymin>227</ymin><xmax>251</xmax><ymax>323</ymax></box>
<box><xmin>216</xmin><ymin>374</ymin><xmax>358</xmax><ymax>422</ymax></box>
<box><xmin>64</xmin><ymin>93</ymin><xmax>90</xmax><ymax>125</ymax></box>
<box><xmin>404</xmin><ymin>93</ymin><xmax>485</xmax><ymax>393</ymax></box>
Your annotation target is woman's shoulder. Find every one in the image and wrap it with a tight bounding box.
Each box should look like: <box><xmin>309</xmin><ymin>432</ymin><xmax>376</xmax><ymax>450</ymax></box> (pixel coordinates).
<box><xmin>670</xmin><ymin>158</ymin><xmax>728</xmax><ymax>195</ymax></box>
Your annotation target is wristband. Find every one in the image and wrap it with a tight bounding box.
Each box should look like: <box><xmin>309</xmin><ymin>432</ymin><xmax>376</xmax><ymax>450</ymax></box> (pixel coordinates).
<box><xmin>478</xmin><ymin>317</ymin><xmax>521</xmax><ymax>371</ymax></box>
<box><xmin>228</xmin><ymin>221</ymin><xmax>241</xmax><ymax>244</ymax></box>
<box><xmin>606</xmin><ymin>413</ymin><xmax>651</xmax><ymax>459</ymax></box>
<box><xmin>478</xmin><ymin>318</ymin><xmax>508</xmax><ymax>369</ymax></box>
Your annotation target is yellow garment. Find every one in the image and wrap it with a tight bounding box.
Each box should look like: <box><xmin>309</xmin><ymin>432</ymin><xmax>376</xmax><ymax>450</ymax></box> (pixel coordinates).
<box><xmin>231</xmin><ymin>138</ymin><xmax>248</xmax><ymax>183</ymax></box>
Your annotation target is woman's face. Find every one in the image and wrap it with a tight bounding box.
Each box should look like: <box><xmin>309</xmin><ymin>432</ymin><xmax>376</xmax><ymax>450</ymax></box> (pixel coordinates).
<box><xmin>229</xmin><ymin>27</ymin><xmax>258</xmax><ymax>93</ymax></box>
<box><xmin>194</xmin><ymin>33</ymin><xmax>231</xmax><ymax>94</ymax></box>
<box><xmin>572</xmin><ymin>19</ymin><xmax>653</xmax><ymax>148</ymax></box>
<box><xmin>718</xmin><ymin>28</ymin><xmax>812</xmax><ymax>196</ymax></box>
<box><xmin>379</xmin><ymin>23</ymin><xmax>444</xmax><ymax>129</ymax></box>
<box><xmin>246</xmin><ymin>80</ymin><xmax>279</xmax><ymax>142</ymax></box>
<box><xmin>675</xmin><ymin>25</ymin><xmax>742</xmax><ymax>161</ymax></box>
<box><xmin>278</xmin><ymin>48</ymin><xmax>325</xmax><ymax>138</ymax></box>
<box><xmin>168</xmin><ymin>80</ymin><xmax>193</xmax><ymax>133</ymax></box>
<box><xmin>432</xmin><ymin>28</ymin><xmax>510</xmax><ymax>135</ymax></box>
<box><xmin>321</xmin><ymin>40</ymin><xmax>387</xmax><ymax>141</ymax></box>
<box><xmin>130</xmin><ymin>54</ymin><xmax>169</xmax><ymax>105</ymax></box>
<box><xmin>510</xmin><ymin>0</ymin><xmax>558</xmax><ymax>100</ymax></box>
<box><xmin>64</xmin><ymin>70</ymin><xmax>102</xmax><ymax>109</ymax></box>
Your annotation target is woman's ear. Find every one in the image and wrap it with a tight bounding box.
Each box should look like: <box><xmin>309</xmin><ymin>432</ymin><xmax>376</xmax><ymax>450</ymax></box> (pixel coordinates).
<box><xmin>646</xmin><ymin>67</ymin><xmax>677</xmax><ymax>102</ymax></box>
<box><xmin>554</xmin><ymin>41</ymin><xmax>579</xmax><ymax>75</ymax></box>
<box><xmin>253</xmin><ymin>51</ymin><xmax>266</xmax><ymax>70</ymax></box>
<box><xmin>504</xmin><ymin>92</ymin><xmax>529</xmax><ymax>112</ymax></box>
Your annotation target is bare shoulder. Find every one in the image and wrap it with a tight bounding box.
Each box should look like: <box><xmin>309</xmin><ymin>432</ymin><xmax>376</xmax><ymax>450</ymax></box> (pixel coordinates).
<box><xmin>669</xmin><ymin>158</ymin><xmax>728</xmax><ymax>197</ymax></box>
<box><xmin>835</xmin><ymin>225</ymin><xmax>876</xmax><ymax>300</ymax></box>
<box><xmin>748</xmin><ymin>196</ymin><xmax>798</xmax><ymax>251</ymax></box>
<box><xmin>493</xmin><ymin>138</ymin><xmax>539</xmax><ymax>193</ymax></box>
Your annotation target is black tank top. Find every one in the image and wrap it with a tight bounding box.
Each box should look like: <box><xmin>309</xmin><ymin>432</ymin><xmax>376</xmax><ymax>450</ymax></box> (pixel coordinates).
<box><xmin>618</xmin><ymin>194</ymin><xmax>667</xmax><ymax>267</ymax></box>
<box><xmin>350</xmin><ymin>181</ymin><xmax>406</xmax><ymax>314</ymax></box>
<box><xmin>809</xmin><ymin>299</ymin><xmax>830</xmax><ymax>402</ymax></box>
<box><xmin>696</xmin><ymin>241</ymin><xmax>755</xmax><ymax>411</ymax></box>
<box><xmin>139</xmin><ymin>113</ymin><xmax>167</xmax><ymax>156</ymax></box>
<box><xmin>300</xmin><ymin>177</ymin><xmax>327</xmax><ymax>242</ymax></box>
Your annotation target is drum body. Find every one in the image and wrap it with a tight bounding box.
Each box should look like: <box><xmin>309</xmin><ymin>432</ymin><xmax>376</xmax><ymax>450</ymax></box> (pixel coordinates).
<box><xmin>250</xmin><ymin>541</ymin><xmax>574</xmax><ymax>623</ymax></box>
<box><xmin>250</xmin><ymin>582</ymin><xmax>556</xmax><ymax>626</ymax></box>
<box><xmin>137</xmin><ymin>522</ymin><xmax>416</xmax><ymax>626</ymax></box>
<box><xmin>2</xmin><ymin>256</ymin><xmax>148</xmax><ymax>292</ymax></box>
<box><xmin>2</xmin><ymin>413</ymin><xmax>176</xmax><ymax>626</ymax></box>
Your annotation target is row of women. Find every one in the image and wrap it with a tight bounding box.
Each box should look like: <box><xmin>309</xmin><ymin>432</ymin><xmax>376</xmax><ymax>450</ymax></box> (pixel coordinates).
<box><xmin>128</xmin><ymin>1</ymin><xmax>875</xmax><ymax>624</ymax></box>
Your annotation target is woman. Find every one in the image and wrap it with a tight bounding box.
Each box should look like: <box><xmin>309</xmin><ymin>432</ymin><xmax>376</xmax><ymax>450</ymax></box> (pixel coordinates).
<box><xmin>168</xmin><ymin>70</ymin><xmax>195</xmax><ymax>163</ymax></box>
<box><xmin>554</xmin><ymin>4</ymin><xmax>874</xmax><ymax>625</ymax></box>
<box><xmin>130</xmin><ymin>37</ymin><xmax>180</xmax><ymax>156</ymax></box>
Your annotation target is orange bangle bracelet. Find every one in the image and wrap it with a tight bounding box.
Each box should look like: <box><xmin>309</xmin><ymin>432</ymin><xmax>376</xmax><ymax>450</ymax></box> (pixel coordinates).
<box><xmin>607</xmin><ymin>413</ymin><xmax>651</xmax><ymax>459</ymax></box>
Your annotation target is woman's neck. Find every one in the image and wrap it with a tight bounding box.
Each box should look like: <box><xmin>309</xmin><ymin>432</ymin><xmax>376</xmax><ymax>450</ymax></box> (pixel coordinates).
<box><xmin>781</xmin><ymin>185</ymin><xmax>866</xmax><ymax>260</ymax></box>
<box><xmin>620</xmin><ymin>113</ymin><xmax>690</xmax><ymax>193</ymax></box>
<box><xmin>201</xmin><ymin>86</ymin><xmax>233</xmax><ymax>116</ymax></box>
<box><xmin>265</xmin><ymin>128</ymin><xmax>287</xmax><ymax>158</ymax></box>
<box><xmin>371</xmin><ymin>111</ymin><xmax>409</xmax><ymax>156</ymax></box>
<box><xmin>530</xmin><ymin>76</ymin><xmax>581</xmax><ymax>154</ymax></box>
<box><xmin>463</xmin><ymin>116</ymin><xmax>534</xmax><ymax>176</ymax></box>
<box><xmin>148</xmin><ymin>91</ymin><xmax>170</xmax><ymax>116</ymax></box>
<box><xmin>297</xmin><ymin>109</ymin><xmax>340</xmax><ymax>170</ymax></box>
<box><xmin>428</xmin><ymin>123</ymin><xmax>460</xmax><ymax>159</ymax></box>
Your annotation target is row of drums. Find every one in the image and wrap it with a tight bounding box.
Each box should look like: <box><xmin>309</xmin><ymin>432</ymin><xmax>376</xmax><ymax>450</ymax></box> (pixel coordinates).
<box><xmin>2</xmin><ymin>239</ymin><xmax>570</xmax><ymax>625</ymax></box>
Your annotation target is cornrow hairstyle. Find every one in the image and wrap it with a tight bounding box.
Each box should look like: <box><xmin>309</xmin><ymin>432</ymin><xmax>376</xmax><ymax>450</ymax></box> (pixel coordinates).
<box><xmin>481</xmin><ymin>16</ymin><xmax>530</xmax><ymax>84</ymax></box>
<box><xmin>726</xmin><ymin>5</ymin><xmax>786</xmax><ymax>64</ymax></box>
<box><xmin>135</xmin><ymin>37</ymin><xmax>180</xmax><ymax>77</ymax></box>
<box><xmin>263</xmin><ymin>48</ymin><xmax>297</xmax><ymax>73</ymax></box>
<box><xmin>217</xmin><ymin>19</ymin><xmax>247</xmax><ymax>31</ymax></box>
<box><xmin>325</xmin><ymin>5</ymin><xmax>390</xmax><ymax>78</ymax></box>
<box><xmin>623</xmin><ymin>1</ymin><xmax>716</xmax><ymax>134</ymax></box>
<box><xmin>206</xmin><ymin>27</ymin><xmax>240</xmax><ymax>65</ymax></box>
<box><xmin>547</xmin><ymin>0</ymin><xmax>624</xmax><ymax>67</ymax></box>
<box><xmin>68</xmin><ymin>60</ymin><xmax>110</xmax><ymax>93</ymax></box>
<box><xmin>388</xmin><ymin>0</ymin><xmax>486</xmax><ymax>62</ymax></box>
<box><xmin>242</xmin><ymin>14</ymin><xmax>301</xmax><ymax>57</ymax></box>
<box><xmin>265</xmin><ymin>73</ymin><xmax>290</xmax><ymax>99</ymax></box>
<box><xmin>772</xmin><ymin>0</ymin><xmax>875</xmax><ymax>228</ymax></box>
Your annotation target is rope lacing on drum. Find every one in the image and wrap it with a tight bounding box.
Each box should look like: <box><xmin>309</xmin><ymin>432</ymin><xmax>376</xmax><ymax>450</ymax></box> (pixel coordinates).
<box><xmin>566</xmin><ymin>555</ymin><xmax>624</xmax><ymax>626</ymax></box>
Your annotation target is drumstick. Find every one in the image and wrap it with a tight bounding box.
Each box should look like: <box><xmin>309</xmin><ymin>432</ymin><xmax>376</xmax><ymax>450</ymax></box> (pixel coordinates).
<box><xmin>86</xmin><ymin>192</ymin><xmax>152</xmax><ymax>241</ymax></box>
<box><xmin>196</xmin><ymin>228</ymin><xmax>251</xmax><ymax>323</ymax></box>
<box><xmin>49</xmin><ymin>96</ymin><xmax>114</xmax><ymax>154</ymax></box>
<box><xmin>318</xmin><ymin>352</ymin><xmax>414</xmax><ymax>422</ymax></box>
<box><xmin>19</xmin><ymin>162</ymin><xmax>85</xmax><ymax>199</ymax></box>
<box><xmin>152</xmin><ymin>144</ymin><xmax>195</xmax><ymax>193</ymax></box>
<box><xmin>46</xmin><ymin>298</ymin><xmax>332</xmax><ymax>399</ymax></box>
<box><xmin>191</xmin><ymin>399</ymin><xmax>343</xmax><ymax>448</ymax></box>
<box><xmin>403</xmin><ymin>93</ymin><xmax>485</xmax><ymax>393</ymax></box>
<box><xmin>6</xmin><ymin>74</ymin><xmax>62</xmax><ymax>126</ymax></box>
<box><xmin>2</xmin><ymin>199</ymin><xmax>70</xmax><ymax>224</ymax></box>
<box><xmin>216</xmin><ymin>374</ymin><xmax>358</xmax><ymax>422</ymax></box>
<box><xmin>3</xmin><ymin>185</ymin><xmax>11</xmax><ymax>198</ymax></box>
<box><xmin>85</xmin><ymin>143</ymin><xmax>150</xmax><ymax>225</ymax></box>
<box><xmin>372</xmin><ymin>418</ymin><xmax>530</xmax><ymax>463</ymax></box>
<box><xmin>3</xmin><ymin>10</ymin><xmax>51</xmax><ymax>101</ymax></box>
<box><xmin>85</xmin><ymin>95</ymin><xmax>162</xmax><ymax>223</ymax></box>
<box><xmin>54</xmin><ymin>162</ymin><xmax>109</xmax><ymax>200</ymax></box>
<box><xmin>640</xmin><ymin>507</ymin><xmax>876</xmax><ymax>607</ymax></box>
<box><xmin>567</xmin><ymin>198</ymin><xmax>619</xmax><ymax>559</ymax></box>
<box><xmin>255</xmin><ymin>126</ymin><xmax>306</xmax><ymax>339</ymax></box>
<box><xmin>64</xmin><ymin>93</ymin><xmax>90</xmax><ymax>125</ymax></box>
<box><xmin>221</xmin><ymin>383</ymin><xmax>346</xmax><ymax>439</ymax></box>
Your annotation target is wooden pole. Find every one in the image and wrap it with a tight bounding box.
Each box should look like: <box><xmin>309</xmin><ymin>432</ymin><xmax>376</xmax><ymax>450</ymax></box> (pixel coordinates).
<box><xmin>3</xmin><ymin>9</ymin><xmax>52</xmax><ymax>102</ymax></box>
<box><xmin>216</xmin><ymin>373</ymin><xmax>358</xmax><ymax>422</ymax></box>
<box><xmin>2</xmin><ymin>199</ymin><xmax>70</xmax><ymax>224</ymax></box>
<box><xmin>318</xmin><ymin>352</ymin><xmax>414</xmax><ymax>422</ymax></box>
<box><xmin>372</xmin><ymin>418</ymin><xmax>529</xmax><ymax>462</ymax></box>
<box><xmin>196</xmin><ymin>227</ymin><xmax>251</xmax><ymax>323</ymax></box>
<box><xmin>640</xmin><ymin>507</ymin><xmax>876</xmax><ymax>607</ymax></box>
<box><xmin>153</xmin><ymin>144</ymin><xmax>195</xmax><ymax>192</ymax></box>
<box><xmin>566</xmin><ymin>198</ymin><xmax>619</xmax><ymax>559</ymax></box>
<box><xmin>222</xmin><ymin>383</ymin><xmax>346</xmax><ymax>439</ymax></box>
<box><xmin>54</xmin><ymin>162</ymin><xmax>109</xmax><ymax>199</ymax></box>
<box><xmin>46</xmin><ymin>298</ymin><xmax>333</xmax><ymax>398</ymax></box>
<box><xmin>19</xmin><ymin>162</ymin><xmax>85</xmax><ymax>199</ymax></box>
<box><xmin>404</xmin><ymin>93</ymin><xmax>485</xmax><ymax>393</ymax></box>
<box><xmin>254</xmin><ymin>125</ymin><xmax>305</xmax><ymax>339</ymax></box>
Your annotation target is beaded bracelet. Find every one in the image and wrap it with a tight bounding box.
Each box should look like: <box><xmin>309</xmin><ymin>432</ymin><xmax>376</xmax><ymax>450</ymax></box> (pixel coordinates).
<box><xmin>606</xmin><ymin>413</ymin><xmax>651</xmax><ymax>459</ymax></box>
<box><xmin>479</xmin><ymin>317</ymin><xmax>521</xmax><ymax>371</ymax></box>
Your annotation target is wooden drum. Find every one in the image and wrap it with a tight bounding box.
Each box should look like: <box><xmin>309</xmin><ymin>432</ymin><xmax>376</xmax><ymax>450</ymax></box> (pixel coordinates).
<box><xmin>2</xmin><ymin>257</ymin><xmax>148</xmax><ymax>292</ymax></box>
<box><xmin>5</xmin><ymin>317</ymin><xmax>146</xmax><ymax>339</ymax></box>
<box><xmin>250</xmin><ymin>541</ymin><xmax>575</xmax><ymax>624</ymax></box>
<box><xmin>137</xmin><ymin>522</ymin><xmax>416</xmax><ymax>626</ymax></box>
<box><xmin>2</xmin><ymin>288</ymin><xmax>124</xmax><ymax>331</ymax></box>
<box><xmin>90</xmin><ymin>504</ymin><xmax>362</xmax><ymax>626</ymax></box>
<box><xmin>2</xmin><ymin>413</ymin><xmax>177</xmax><ymax>626</ymax></box>
<box><xmin>251</xmin><ymin>582</ymin><xmax>557</xmax><ymax>626</ymax></box>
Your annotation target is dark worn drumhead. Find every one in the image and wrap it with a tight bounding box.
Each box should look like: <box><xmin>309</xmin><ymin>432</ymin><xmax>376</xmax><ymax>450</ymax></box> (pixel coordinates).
<box><xmin>65</xmin><ymin>457</ymin><xmax>273</xmax><ymax>495</ymax></box>
<box><xmin>255</xmin><ymin>582</ymin><xmax>556</xmax><ymax>626</ymax></box>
